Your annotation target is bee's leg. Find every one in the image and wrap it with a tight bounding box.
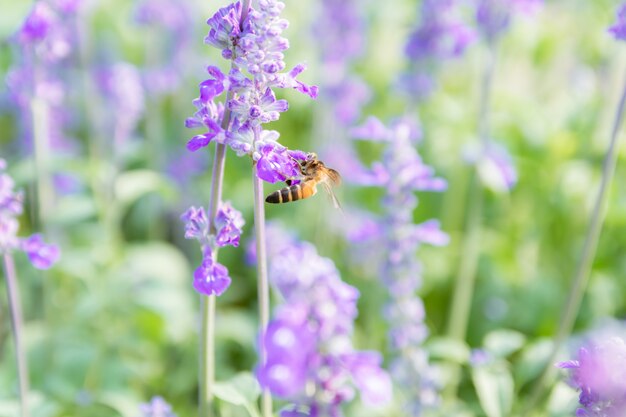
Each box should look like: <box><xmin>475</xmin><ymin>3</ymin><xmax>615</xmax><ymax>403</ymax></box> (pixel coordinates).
<box><xmin>286</xmin><ymin>179</ymin><xmax>293</xmax><ymax>186</ymax></box>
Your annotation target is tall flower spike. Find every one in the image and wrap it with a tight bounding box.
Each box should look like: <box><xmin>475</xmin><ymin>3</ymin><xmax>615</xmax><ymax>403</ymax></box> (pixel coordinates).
<box><xmin>255</xmin><ymin>224</ymin><xmax>392</xmax><ymax>417</ymax></box>
<box><xmin>185</xmin><ymin>0</ymin><xmax>317</xmax><ymax>183</ymax></box>
<box><xmin>475</xmin><ymin>0</ymin><xmax>543</xmax><ymax>42</ymax></box>
<box><xmin>402</xmin><ymin>0</ymin><xmax>475</xmax><ymax>100</ymax></box>
<box><xmin>349</xmin><ymin>118</ymin><xmax>448</xmax><ymax>414</ymax></box>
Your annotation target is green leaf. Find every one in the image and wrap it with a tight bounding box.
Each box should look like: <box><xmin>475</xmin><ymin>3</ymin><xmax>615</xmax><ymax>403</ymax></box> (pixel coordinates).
<box><xmin>471</xmin><ymin>363</ymin><xmax>514</xmax><ymax>417</ymax></box>
<box><xmin>513</xmin><ymin>338</ymin><xmax>554</xmax><ymax>389</ymax></box>
<box><xmin>114</xmin><ymin>170</ymin><xmax>175</xmax><ymax>209</ymax></box>
<box><xmin>484</xmin><ymin>329</ymin><xmax>527</xmax><ymax>358</ymax></box>
<box><xmin>213</xmin><ymin>373</ymin><xmax>261</xmax><ymax>417</ymax></box>
<box><xmin>427</xmin><ymin>336</ymin><xmax>471</xmax><ymax>363</ymax></box>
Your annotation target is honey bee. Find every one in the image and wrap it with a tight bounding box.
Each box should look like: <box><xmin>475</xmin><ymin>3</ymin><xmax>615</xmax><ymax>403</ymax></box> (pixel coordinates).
<box><xmin>265</xmin><ymin>153</ymin><xmax>342</xmax><ymax>209</ymax></box>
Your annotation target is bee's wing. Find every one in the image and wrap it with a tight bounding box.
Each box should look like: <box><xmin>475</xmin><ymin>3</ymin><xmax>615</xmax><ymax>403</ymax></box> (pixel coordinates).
<box><xmin>326</xmin><ymin>168</ymin><xmax>341</xmax><ymax>186</ymax></box>
<box><xmin>321</xmin><ymin>180</ymin><xmax>343</xmax><ymax>211</ymax></box>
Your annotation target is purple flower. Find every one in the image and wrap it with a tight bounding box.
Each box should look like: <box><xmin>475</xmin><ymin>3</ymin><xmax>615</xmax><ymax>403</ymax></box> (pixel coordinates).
<box><xmin>475</xmin><ymin>0</ymin><xmax>543</xmax><ymax>41</ymax></box>
<box><xmin>314</xmin><ymin>0</ymin><xmax>370</xmax><ymax>125</ymax></box>
<box><xmin>181</xmin><ymin>206</ymin><xmax>210</xmax><ymax>242</ymax></box>
<box><xmin>609</xmin><ymin>3</ymin><xmax>626</xmax><ymax>41</ymax></box>
<box><xmin>186</xmin><ymin>0</ymin><xmax>318</xmax><ymax>185</ymax></box>
<box><xmin>205</xmin><ymin>2</ymin><xmax>248</xmax><ymax>58</ymax></box>
<box><xmin>18</xmin><ymin>2</ymin><xmax>55</xmax><ymax>43</ymax></box>
<box><xmin>466</xmin><ymin>141</ymin><xmax>517</xmax><ymax>192</ymax></box>
<box><xmin>215</xmin><ymin>202</ymin><xmax>245</xmax><ymax>247</ymax></box>
<box><xmin>0</xmin><ymin>160</ymin><xmax>60</xmax><ymax>269</ymax></box>
<box><xmin>255</xmin><ymin>227</ymin><xmax>392</xmax><ymax>414</ymax></box>
<box><xmin>403</xmin><ymin>0</ymin><xmax>474</xmax><ymax>100</ymax></box>
<box><xmin>139</xmin><ymin>396</ymin><xmax>177</xmax><ymax>417</ymax></box>
<box><xmin>181</xmin><ymin>202</ymin><xmax>242</xmax><ymax>296</ymax></box>
<box><xmin>255</xmin><ymin>142</ymin><xmax>301</xmax><ymax>184</ymax></box>
<box><xmin>98</xmin><ymin>62</ymin><xmax>145</xmax><ymax>147</ymax></box>
<box><xmin>349</xmin><ymin>118</ymin><xmax>448</xmax><ymax>413</ymax></box>
<box><xmin>406</xmin><ymin>0</ymin><xmax>475</xmax><ymax>61</ymax></box>
<box><xmin>193</xmin><ymin>249</ymin><xmax>232</xmax><ymax>296</ymax></box>
<box><xmin>557</xmin><ymin>336</ymin><xmax>626</xmax><ymax>416</ymax></box>
<box><xmin>21</xmin><ymin>234</ymin><xmax>60</xmax><ymax>270</ymax></box>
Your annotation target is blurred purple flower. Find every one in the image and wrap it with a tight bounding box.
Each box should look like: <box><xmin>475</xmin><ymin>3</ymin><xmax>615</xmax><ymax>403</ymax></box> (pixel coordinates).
<box><xmin>314</xmin><ymin>0</ymin><xmax>370</xmax><ymax>125</ymax></box>
<box><xmin>193</xmin><ymin>249</ymin><xmax>232</xmax><ymax>296</ymax></box>
<box><xmin>403</xmin><ymin>0</ymin><xmax>474</xmax><ymax>100</ymax></box>
<box><xmin>609</xmin><ymin>3</ymin><xmax>626</xmax><ymax>41</ymax></box>
<box><xmin>349</xmin><ymin>117</ymin><xmax>448</xmax><ymax>413</ymax></box>
<box><xmin>139</xmin><ymin>396</ymin><xmax>177</xmax><ymax>417</ymax></box>
<box><xmin>98</xmin><ymin>62</ymin><xmax>145</xmax><ymax>148</ymax></box>
<box><xmin>475</xmin><ymin>0</ymin><xmax>543</xmax><ymax>41</ymax></box>
<box><xmin>466</xmin><ymin>141</ymin><xmax>517</xmax><ymax>192</ymax></box>
<box><xmin>406</xmin><ymin>0</ymin><xmax>475</xmax><ymax>61</ymax></box>
<box><xmin>21</xmin><ymin>234</ymin><xmax>60</xmax><ymax>270</ymax></box>
<box><xmin>557</xmin><ymin>336</ymin><xmax>626</xmax><ymax>417</ymax></box>
<box><xmin>255</xmin><ymin>228</ymin><xmax>392</xmax><ymax>415</ymax></box>
<box><xmin>0</xmin><ymin>160</ymin><xmax>60</xmax><ymax>269</ymax></box>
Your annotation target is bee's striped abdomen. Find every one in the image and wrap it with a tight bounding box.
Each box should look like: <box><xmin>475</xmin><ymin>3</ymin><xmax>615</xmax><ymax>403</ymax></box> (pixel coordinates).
<box><xmin>265</xmin><ymin>182</ymin><xmax>317</xmax><ymax>204</ymax></box>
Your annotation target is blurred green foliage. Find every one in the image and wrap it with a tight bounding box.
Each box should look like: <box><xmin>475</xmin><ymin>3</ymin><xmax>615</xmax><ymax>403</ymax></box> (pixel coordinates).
<box><xmin>1</xmin><ymin>0</ymin><xmax>626</xmax><ymax>416</ymax></box>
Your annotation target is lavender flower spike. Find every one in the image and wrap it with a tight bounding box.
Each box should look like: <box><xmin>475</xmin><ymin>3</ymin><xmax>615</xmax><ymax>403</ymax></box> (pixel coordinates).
<box><xmin>186</xmin><ymin>0</ymin><xmax>318</xmax><ymax>183</ymax></box>
<box><xmin>256</xmin><ymin>225</ymin><xmax>392</xmax><ymax>417</ymax></box>
<box><xmin>349</xmin><ymin>118</ymin><xmax>448</xmax><ymax>414</ymax></box>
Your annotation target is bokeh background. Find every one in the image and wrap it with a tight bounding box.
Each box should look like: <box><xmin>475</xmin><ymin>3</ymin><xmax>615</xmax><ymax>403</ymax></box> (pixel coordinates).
<box><xmin>1</xmin><ymin>0</ymin><xmax>626</xmax><ymax>416</ymax></box>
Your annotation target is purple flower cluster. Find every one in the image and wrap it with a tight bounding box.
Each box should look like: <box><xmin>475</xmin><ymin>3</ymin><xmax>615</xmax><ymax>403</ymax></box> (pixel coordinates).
<box><xmin>180</xmin><ymin>202</ymin><xmax>244</xmax><ymax>296</ymax></box>
<box><xmin>403</xmin><ymin>0</ymin><xmax>474</xmax><ymax>100</ymax></box>
<box><xmin>349</xmin><ymin>117</ymin><xmax>448</xmax><ymax>414</ymax></box>
<box><xmin>0</xmin><ymin>159</ymin><xmax>60</xmax><ymax>269</ymax></box>
<box><xmin>475</xmin><ymin>0</ymin><xmax>543</xmax><ymax>42</ymax></box>
<box><xmin>139</xmin><ymin>396</ymin><xmax>177</xmax><ymax>417</ymax></box>
<box><xmin>186</xmin><ymin>0</ymin><xmax>318</xmax><ymax>183</ymax></box>
<box><xmin>313</xmin><ymin>0</ymin><xmax>370</xmax><ymax>126</ymax></box>
<box><xmin>134</xmin><ymin>0</ymin><xmax>192</xmax><ymax>94</ymax></box>
<box><xmin>557</xmin><ymin>336</ymin><xmax>626</xmax><ymax>417</ymax></box>
<box><xmin>609</xmin><ymin>3</ymin><xmax>626</xmax><ymax>41</ymax></box>
<box><xmin>97</xmin><ymin>62</ymin><xmax>145</xmax><ymax>148</ymax></box>
<box><xmin>256</xmin><ymin>225</ymin><xmax>392</xmax><ymax>417</ymax></box>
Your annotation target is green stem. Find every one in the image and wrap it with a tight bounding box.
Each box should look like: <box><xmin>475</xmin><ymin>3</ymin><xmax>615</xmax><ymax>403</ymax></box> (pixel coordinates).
<box><xmin>3</xmin><ymin>253</ymin><xmax>30</xmax><ymax>417</ymax></box>
<box><xmin>30</xmin><ymin>97</ymin><xmax>53</xmax><ymax>230</ymax></box>
<box><xmin>252</xmin><ymin>164</ymin><xmax>272</xmax><ymax>417</ymax></box>
<box><xmin>521</xmin><ymin>68</ymin><xmax>626</xmax><ymax>416</ymax></box>
<box><xmin>446</xmin><ymin>43</ymin><xmax>495</xmax><ymax>343</ymax></box>
<box><xmin>199</xmin><ymin>4</ymin><xmax>251</xmax><ymax>416</ymax></box>
<box><xmin>444</xmin><ymin>42</ymin><xmax>495</xmax><ymax>400</ymax></box>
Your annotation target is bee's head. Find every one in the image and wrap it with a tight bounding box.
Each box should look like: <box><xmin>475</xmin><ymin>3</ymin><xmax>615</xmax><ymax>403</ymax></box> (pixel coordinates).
<box><xmin>306</xmin><ymin>152</ymin><xmax>318</xmax><ymax>161</ymax></box>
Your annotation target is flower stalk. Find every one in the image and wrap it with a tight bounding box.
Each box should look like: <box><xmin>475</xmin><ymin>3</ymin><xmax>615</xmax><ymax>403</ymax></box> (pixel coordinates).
<box><xmin>523</xmin><ymin>69</ymin><xmax>626</xmax><ymax>416</ymax></box>
<box><xmin>252</xmin><ymin>162</ymin><xmax>272</xmax><ymax>417</ymax></box>
<box><xmin>3</xmin><ymin>253</ymin><xmax>30</xmax><ymax>417</ymax></box>
<box><xmin>198</xmin><ymin>3</ymin><xmax>250</xmax><ymax>414</ymax></box>
<box><xmin>446</xmin><ymin>42</ymin><xmax>496</xmax><ymax>346</ymax></box>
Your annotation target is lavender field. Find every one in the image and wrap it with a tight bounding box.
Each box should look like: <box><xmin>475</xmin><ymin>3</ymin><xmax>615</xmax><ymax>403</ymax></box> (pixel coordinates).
<box><xmin>2</xmin><ymin>0</ymin><xmax>626</xmax><ymax>416</ymax></box>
